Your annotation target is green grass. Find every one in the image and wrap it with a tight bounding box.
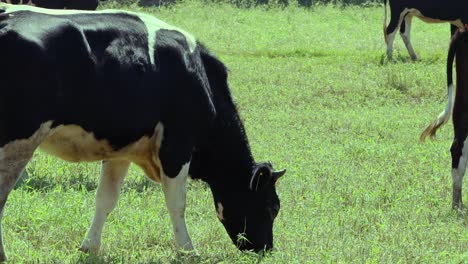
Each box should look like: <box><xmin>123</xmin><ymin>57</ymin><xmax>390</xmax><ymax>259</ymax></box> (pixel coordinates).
<box><xmin>4</xmin><ymin>1</ymin><xmax>468</xmax><ymax>263</ymax></box>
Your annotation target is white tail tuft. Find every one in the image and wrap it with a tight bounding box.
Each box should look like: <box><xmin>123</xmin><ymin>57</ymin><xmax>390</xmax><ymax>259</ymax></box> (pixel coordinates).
<box><xmin>420</xmin><ymin>84</ymin><xmax>454</xmax><ymax>141</ymax></box>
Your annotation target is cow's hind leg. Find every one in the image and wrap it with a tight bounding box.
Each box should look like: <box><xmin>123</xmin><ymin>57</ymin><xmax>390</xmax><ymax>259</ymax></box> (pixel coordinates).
<box><xmin>385</xmin><ymin>9</ymin><xmax>405</xmax><ymax>59</ymax></box>
<box><xmin>0</xmin><ymin>143</ymin><xmax>42</xmax><ymax>261</ymax></box>
<box><xmin>79</xmin><ymin>160</ymin><xmax>130</xmax><ymax>254</ymax></box>
<box><xmin>451</xmin><ymin>136</ymin><xmax>467</xmax><ymax>209</ymax></box>
<box><xmin>400</xmin><ymin>14</ymin><xmax>418</xmax><ymax>61</ymax></box>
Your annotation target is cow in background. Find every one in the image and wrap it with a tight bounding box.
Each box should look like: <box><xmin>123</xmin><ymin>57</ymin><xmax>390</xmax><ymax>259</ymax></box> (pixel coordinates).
<box><xmin>383</xmin><ymin>0</ymin><xmax>468</xmax><ymax>60</ymax></box>
<box><xmin>420</xmin><ymin>30</ymin><xmax>468</xmax><ymax>209</ymax></box>
<box><xmin>0</xmin><ymin>0</ymin><xmax>98</xmax><ymax>10</ymax></box>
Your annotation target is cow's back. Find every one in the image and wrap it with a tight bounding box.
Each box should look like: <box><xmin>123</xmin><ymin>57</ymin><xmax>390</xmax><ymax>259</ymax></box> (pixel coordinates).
<box><xmin>0</xmin><ymin>5</ymin><xmax>215</xmax><ymax>153</ymax></box>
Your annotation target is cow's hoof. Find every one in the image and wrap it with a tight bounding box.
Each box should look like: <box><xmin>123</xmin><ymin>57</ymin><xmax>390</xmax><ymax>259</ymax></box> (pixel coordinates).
<box><xmin>78</xmin><ymin>242</ymin><xmax>99</xmax><ymax>255</ymax></box>
<box><xmin>177</xmin><ymin>249</ymin><xmax>201</xmax><ymax>261</ymax></box>
<box><xmin>452</xmin><ymin>203</ymin><xmax>463</xmax><ymax>210</ymax></box>
<box><xmin>0</xmin><ymin>252</ymin><xmax>7</xmax><ymax>263</ymax></box>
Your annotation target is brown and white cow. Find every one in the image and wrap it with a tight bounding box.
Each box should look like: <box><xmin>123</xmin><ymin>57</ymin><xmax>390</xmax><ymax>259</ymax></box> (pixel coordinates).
<box><xmin>384</xmin><ymin>0</ymin><xmax>468</xmax><ymax>60</ymax></box>
<box><xmin>420</xmin><ymin>30</ymin><xmax>468</xmax><ymax>209</ymax></box>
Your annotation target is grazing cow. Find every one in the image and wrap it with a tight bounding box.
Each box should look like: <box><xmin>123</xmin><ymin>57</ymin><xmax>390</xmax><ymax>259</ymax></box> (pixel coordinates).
<box><xmin>0</xmin><ymin>3</ymin><xmax>286</xmax><ymax>261</ymax></box>
<box><xmin>383</xmin><ymin>0</ymin><xmax>468</xmax><ymax>60</ymax></box>
<box><xmin>420</xmin><ymin>30</ymin><xmax>468</xmax><ymax>209</ymax></box>
<box><xmin>0</xmin><ymin>0</ymin><xmax>98</xmax><ymax>10</ymax></box>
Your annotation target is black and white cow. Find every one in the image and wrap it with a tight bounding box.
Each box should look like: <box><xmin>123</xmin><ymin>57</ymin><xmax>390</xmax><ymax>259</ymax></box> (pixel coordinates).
<box><xmin>0</xmin><ymin>3</ymin><xmax>286</xmax><ymax>261</ymax></box>
<box><xmin>420</xmin><ymin>30</ymin><xmax>468</xmax><ymax>209</ymax></box>
<box><xmin>0</xmin><ymin>0</ymin><xmax>98</xmax><ymax>10</ymax></box>
<box><xmin>383</xmin><ymin>0</ymin><xmax>468</xmax><ymax>60</ymax></box>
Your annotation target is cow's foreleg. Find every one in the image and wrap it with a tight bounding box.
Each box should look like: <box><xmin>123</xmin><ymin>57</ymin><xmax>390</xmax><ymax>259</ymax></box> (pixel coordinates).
<box><xmin>161</xmin><ymin>162</ymin><xmax>194</xmax><ymax>251</ymax></box>
<box><xmin>451</xmin><ymin>136</ymin><xmax>467</xmax><ymax>209</ymax></box>
<box><xmin>80</xmin><ymin>160</ymin><xmax>130</xmax><ymax>254</ymax></box>
<box><xmin>400</xmin><ymin>15</ymin><xmax>418</xmax><ymax>61</ymax></box>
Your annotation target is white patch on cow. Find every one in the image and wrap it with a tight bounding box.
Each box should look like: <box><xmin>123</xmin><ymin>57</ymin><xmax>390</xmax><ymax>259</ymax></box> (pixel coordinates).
<box><xmin>80</xmin><ymin>160</ymin><xmax>130</xmax><ymax>254</ymax></box>
<box><xmin>161</xmin><ymin>162</ymin><xmax>194</xmax><ymax>251</ymax></box>
<box><xmin>452</xmin><ymin>136</ymin><xmax>468</xmax><ymax>206</ymax></box>
<box><xmin>0</xmin><ymin>3</ymin><xmax>197</xmax><ymax>66</ymax></box>
<box><xmin>438</xmin><ymin>84</ymin><xmax>454</xmax><ymax>126</ymax></box>
<box><xmin>216</xmin><ymin>202</ymin><xmax>225</xmax><ymax>221</ymax></box>
<box><xmin>136</xmin><ymin>13</ymin><xmax>197</xmax><ymax>66</ymax></box>
<box><xmin>39</xmin><ymin>123</ymin><xmax>165</xmax><ymax>182</ymax></box>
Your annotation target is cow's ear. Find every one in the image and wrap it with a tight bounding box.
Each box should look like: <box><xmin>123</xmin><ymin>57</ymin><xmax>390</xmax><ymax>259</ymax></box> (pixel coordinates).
<box><xmin>272</xmin><ymin>169</ymin><xmax>286</xmax><ymax>183</ymax></box>
<box><xmin>249</xmin><ymin>164</ymin><xmax>272</xmax><ymax>191</ymax></box>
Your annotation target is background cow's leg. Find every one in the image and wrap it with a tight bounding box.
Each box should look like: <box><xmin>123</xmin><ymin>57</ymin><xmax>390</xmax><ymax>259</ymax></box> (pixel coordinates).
<box><xmin>161</xmin><ymin>162</ymin><xmax>194</xmax><ymax>251</ymax></box>
<box><xmin>80</xmin><ymin>160</ymin><xmax>130</xmax><ymax>254</ymax></box>
<box><xmin>400</xmin><ymin>15</ymin><xmax>418</xmax><ymax>61</ymax></box>
<box><xmin>451</xmin><ymin>135</ymin><xmax>467</xmax><ymax>209</ymax></box>
<box><xmin>385</xmin><ymin>11</ymin><xmax>404</xmax><ymax>59</ymax></box>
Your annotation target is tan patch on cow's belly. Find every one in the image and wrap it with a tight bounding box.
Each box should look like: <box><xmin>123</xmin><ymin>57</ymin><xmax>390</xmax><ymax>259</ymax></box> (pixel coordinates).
<box><xmin>407</xmin><ymin>8</ymin><xmax>464</xmax><ymax>28</ymax></box>
<box><xmin>39</xmin><ymin>124</ymin><xmax>164</xmax><ymax>182</ymax></box>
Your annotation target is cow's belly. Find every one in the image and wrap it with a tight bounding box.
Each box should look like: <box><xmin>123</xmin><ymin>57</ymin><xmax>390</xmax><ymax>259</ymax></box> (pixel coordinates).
<box><xmin>38</xmin><ymin>124</ymin><xmax>164</xmax><ymax>182</ymax></box>
<box><xmin>407</xmin><ymin>8</ymin><xmax>464</xmax><ymax>28</ymax></box>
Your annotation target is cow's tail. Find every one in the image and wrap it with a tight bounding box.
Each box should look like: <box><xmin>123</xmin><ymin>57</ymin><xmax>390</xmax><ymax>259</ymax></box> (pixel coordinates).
<box><xmin>420</xmin><ymin>33</ymin><xmax>458</xmax><ymax>142</ymax></box>
<box><xmin>383</xmin><ymin>0</ymin><xmax>388</xmax><ymax>44</ymax></box>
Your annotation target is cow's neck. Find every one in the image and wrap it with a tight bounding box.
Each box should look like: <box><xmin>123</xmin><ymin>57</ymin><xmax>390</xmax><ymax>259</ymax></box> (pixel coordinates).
<box><xmin>191</xmin><ymin>109</ymin><xmax>255</xmax><ymax>192</ymax></box>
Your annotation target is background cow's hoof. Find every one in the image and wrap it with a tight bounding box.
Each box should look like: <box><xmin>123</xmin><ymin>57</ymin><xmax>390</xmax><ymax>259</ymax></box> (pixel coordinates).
<box><xmin>452</xmin><ymin>202</ymin><xmax>463</xmax><ymax>210</ymax></box>
<box><xmin>78</xmin><ymin>242</ymin><xmax>100</xmax><ymax>255</ymax></box>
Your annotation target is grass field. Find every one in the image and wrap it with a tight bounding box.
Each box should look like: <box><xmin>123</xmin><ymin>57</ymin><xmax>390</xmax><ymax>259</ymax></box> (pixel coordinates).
<box><xmin>4</xmin><ymin>1</ymin><xmax>468</xmax><ymax>263</ymax></box>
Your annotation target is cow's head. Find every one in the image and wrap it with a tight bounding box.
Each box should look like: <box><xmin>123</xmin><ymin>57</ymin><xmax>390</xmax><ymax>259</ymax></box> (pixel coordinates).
<box><xmin>214</xmin><ymin>162</ymin><xmax>285</xmax><ymax>252</ymax></box>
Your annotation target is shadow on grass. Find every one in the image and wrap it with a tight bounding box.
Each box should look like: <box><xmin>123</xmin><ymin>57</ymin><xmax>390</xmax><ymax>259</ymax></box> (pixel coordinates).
<box><xmin>14</xmin><ymin>170</ymin><xmax>157</xmax><ymax>193</ymax></box>
<box><xmin>378</xmin><ymin>53</ymin><xmax>444</xmax><ymax>66</ymax></box>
